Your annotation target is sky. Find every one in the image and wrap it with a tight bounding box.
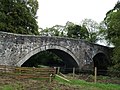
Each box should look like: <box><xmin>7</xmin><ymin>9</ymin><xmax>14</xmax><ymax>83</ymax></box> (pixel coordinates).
<box><xmin>37</xmin><ymin>0</ymin><xmax>118</xmax><ymax>29</ymax></box>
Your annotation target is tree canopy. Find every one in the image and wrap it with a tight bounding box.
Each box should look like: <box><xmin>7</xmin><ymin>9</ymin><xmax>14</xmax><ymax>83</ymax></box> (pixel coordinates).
<box><xmin>0</xmin><ymin>0</ymin><xmax>39</xmax><ymax>35</ymax></box>
<box><xmin>40</xmin><ymin>20</ymin><xmax>100</xmax><ymax>43</ymax></box>
<box><xmin>81</xmin><ymin>19</ymin><xmax>100</xmax><ymax>43</ymax></box>
<box><xmin>65</xmin><ymin>22</ymin><xmax>89</xmax><ymax>39</ymax></box>
<box><xmin>104</xmin><ymin>1</ymin><xmax>120</xmax><ymax>72</ymax></box>
<box><xmin>104</xmin><ymin>1</ymin><xmax>120</xmax><ymax>46</ymax></box>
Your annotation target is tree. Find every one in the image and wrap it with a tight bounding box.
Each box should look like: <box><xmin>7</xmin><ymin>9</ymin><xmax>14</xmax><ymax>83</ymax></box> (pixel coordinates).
<box><xmin>104</xmin><ymin>1</ymin><xmax>120</xmax><ymax>72</ymax></box>
<box><xmin>40</xmin><ymin>25</ymin><xmax>66</xmax><ymax>37</ymax></box>
<box><xmin>81</xmin><ymin>19</ymin><xmax>99</xmax><ymax>43</ymax></box>
<box><xmin>0</xmin><ymin>0</ymin><xmax>39</xmax><ymax>35</ymax></box>
<box><xmin>67</xmin><ymin>24</ymin><xmax>81</xmax><ymax>38</ymax></box>
<box><xmin>65</xmin><ymin>22</ymin><xmax>89</xmax><ymax>39</ymax></box>
<box><xmin>104</xmin><ymin>2</ymin><xmax>120</xmax><ymax>46</ymax></box>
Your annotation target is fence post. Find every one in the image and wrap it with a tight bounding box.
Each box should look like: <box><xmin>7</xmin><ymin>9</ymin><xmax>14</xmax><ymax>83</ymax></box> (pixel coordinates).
<box><xmin>94</xmin><ymin>67</ymin><xmax>97</xmax><ymax>83</ymax></box>
<box><xmin>5</xmin><ymin>65</ymin><xmax>6</xmax><ymax>73</ymax></box>
<box><xmin>49</xmin><ymin>74</ymin><xmax>52</xmax><ymax>83</ymax></box>
<box><xmin>57</xmin><ymin>67</ymin><xmax>60</xmax><ymax>74</ymax></box>
<box><xmin>33</xmin><ymin>67</ymin><xmax>35</xmax><ymax>74</ymax></box>
<box><xmin>73</xmin><ymin>67</ymin><xmax>75</xmax><ymax>78</ymax></box>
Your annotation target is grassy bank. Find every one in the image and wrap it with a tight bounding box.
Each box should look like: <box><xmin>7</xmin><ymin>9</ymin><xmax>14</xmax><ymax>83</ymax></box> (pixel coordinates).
<box><xmin>55</xmin><ymin>75</ymin><xmax>120</xmax><ymax>90</ymax></box>
<box><xmin>0</xmin><ymin>74</ymin><xmax>120</xmax><ymax>90</ymax></box>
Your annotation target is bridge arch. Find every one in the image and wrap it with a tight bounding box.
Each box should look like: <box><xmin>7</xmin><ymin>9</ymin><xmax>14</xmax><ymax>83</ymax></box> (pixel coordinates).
<box><xmin>93</xmin><ymin>52</ymin><xmax>109</xmax><ymax>74</ymax></box>
<box><xmin>15</xmin><ymin>45</ymin><xmax>79</xmax><ymax>68</ymax></box>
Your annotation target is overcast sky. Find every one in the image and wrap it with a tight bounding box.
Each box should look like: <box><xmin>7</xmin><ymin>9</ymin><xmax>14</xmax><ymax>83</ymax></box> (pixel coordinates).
<box><xmin>37</xmin><ymin>0</ymin><xmax>118</xmax><ymax>29</ymax></box>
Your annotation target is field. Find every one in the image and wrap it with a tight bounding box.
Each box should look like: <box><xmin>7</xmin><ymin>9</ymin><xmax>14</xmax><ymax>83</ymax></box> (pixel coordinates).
<box><xmin>0</xmin><ymin>73</ymin><xmax>120</xmax><ymax>90</ymax></box>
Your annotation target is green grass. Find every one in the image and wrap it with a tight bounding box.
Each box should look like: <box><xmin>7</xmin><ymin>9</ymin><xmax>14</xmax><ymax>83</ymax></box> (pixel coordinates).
<box><xmin>71</xmin><ymin>79</ymin><xmax>120</xmax><ymax>90</ymax></box>
<box><xmin>0</xmin><ymin>74</ymin><xmax>120</xmax><ymax>90</ymax></box>
<box><xmin>0</xmin><ymin>84</ymin><xmax>23</xmax><ymax>90</ymax></box>
<box><xmin>55</xmin><ymin>75</ymin><xmax>120</xmax><ymax>90</ymax></box>
<box><xmin>0</xmin><ymin>85</ymin><xmax>14</xmax><ymax>90</ymax></box>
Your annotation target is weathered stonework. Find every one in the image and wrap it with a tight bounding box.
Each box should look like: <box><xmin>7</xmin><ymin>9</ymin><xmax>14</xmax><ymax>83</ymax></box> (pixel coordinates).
<box><xmin>0</xmin><ymin>31</ymin><xmax>111</xmax><ymax>70</ymax></box>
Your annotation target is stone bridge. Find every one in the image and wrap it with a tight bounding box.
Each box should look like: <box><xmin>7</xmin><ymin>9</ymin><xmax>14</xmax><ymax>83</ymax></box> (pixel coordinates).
<box><xmin>0</xmin><ymin>31</ymin><xmax>111</xmax><ymax>70</ymax></box>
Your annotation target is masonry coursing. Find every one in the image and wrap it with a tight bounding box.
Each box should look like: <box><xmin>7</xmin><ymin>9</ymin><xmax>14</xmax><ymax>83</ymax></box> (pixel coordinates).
<box><xmin>0</xmin><ymin>31</ymin><xmax>111</xmax><ymax>70</ymax></box>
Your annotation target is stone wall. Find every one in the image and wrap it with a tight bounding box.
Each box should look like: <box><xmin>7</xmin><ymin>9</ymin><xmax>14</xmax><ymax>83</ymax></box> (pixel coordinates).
<box><xmin>0</xmin><ymin>31</ymin><xmax>111</xmax><ymax>69</ymax></box>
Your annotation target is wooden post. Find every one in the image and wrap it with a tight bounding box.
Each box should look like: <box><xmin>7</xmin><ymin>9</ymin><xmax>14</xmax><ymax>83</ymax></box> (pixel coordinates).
<box><xmin>57</xmin><ymin>67</ymin><xmax>60</xmax><ymax>74</ymax></box>
<box><xmin>49</xmin><ymin>74</ymin><xmax>52</xmax><ymax>83</ymax></box>
<box><xmin>94</xmin><ymin>67</ymin><xmax>97</xmax><ymax>83</ymax></box>
<box><xmin>33</xmin><ymin>67</ymin><xmax>35</xmax><ymax>74</ymax></box>
<box><xmin>5</xmin><ymin>65</ymin><xmax>6</xmax><ymax>73</ymax></box>
<box><xmin>73</xmin><ymin>67</ymin><xmax>75</xmax><ymax>78</ymax></box>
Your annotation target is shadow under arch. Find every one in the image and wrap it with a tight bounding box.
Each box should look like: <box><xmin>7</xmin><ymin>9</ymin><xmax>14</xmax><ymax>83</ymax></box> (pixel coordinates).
<box><xmin>15</xmin><ymin>45</ymin><xmax>79</xmax><ymax>71</ymax></box>
<box><xmin>93</xmin><ymin>52</ymin><xmax>109</xmax><ymax>75</ymax></box>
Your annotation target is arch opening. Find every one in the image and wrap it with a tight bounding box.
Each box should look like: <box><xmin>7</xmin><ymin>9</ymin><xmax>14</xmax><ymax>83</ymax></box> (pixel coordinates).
<box><xmin>93</xmin><ymin>53</ymin><xmax>109</xmax><ymax>75</ymax></box>
<box><xmin>21</xmin><ymin>49</ymin><xmax>79</xmax><ymax>73</ymax></box>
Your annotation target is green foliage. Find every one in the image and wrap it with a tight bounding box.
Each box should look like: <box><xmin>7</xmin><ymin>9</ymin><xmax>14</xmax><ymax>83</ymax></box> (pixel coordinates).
<box><xmin>0</xmin><ymin>0</ymin><xmax>39</xmax><ymax>35</ymax></box>
<box><xmin>67</xmin><ymin>24</ymin><xmax>80</xmax><ymax>38</ymax></box>
<box><xmin>98</xmin><ymin>21</ymin><xmax>107</xmax><ymax>42</ymax></box>
<box><xmin>40</xmin><ymin>20</ymin><xmax>100</xmax><ymax>43</ymax></box>
<box><xmin>40</xmin><ymin>25</ymin><xmax>66</xmax><ymax>37</ymax></box>
<box><xmin>104</xmin><ymin>1</ymin><xmax>120</xmax><ymax>45</ymax></box>
<box><xmin>81</xmin><ymin>19</ymin><xmax>99</xmax><ymax>43</ymax></box>
<box><xmin>2</xmin><ymin>85</ymin><xmax>13</xmax><ymax>90</ymax></box>
<box><xmin>66</xmin><ymin>23</ymin><xmax>89</xmax><ymax>39</ymax></box>
<box><xmin>104</xmin><ymin>1</ymin><xmax>120</xmax><ymax>71</ymax></box>
<box><xmin>1</xmin><ymin>84</ymin><xmax>22</xmax><ymax>90</ymax></box>
<box><xmin>105</xmin><ymin>11</ymin><xmax>120</xmax><ymax>45</ymax></box>
<box><xmin>112</xmin><ymin>46</ymin><xmax>120</xmax><ymax>71</ymax></box>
